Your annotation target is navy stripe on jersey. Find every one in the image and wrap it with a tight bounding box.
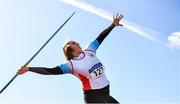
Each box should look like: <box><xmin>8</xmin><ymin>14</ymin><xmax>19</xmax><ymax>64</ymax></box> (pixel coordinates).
<box><xmin>89</xmin><ymin>63</ymin><xmax>103</xmax><ymax>73</ymax></box>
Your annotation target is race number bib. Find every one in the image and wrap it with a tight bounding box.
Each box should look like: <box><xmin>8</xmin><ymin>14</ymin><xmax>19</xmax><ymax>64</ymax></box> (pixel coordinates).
<box><xmin>89</xmin><ymin>63</ymin><xmax>104</xmax><ymax>79</ymax></box>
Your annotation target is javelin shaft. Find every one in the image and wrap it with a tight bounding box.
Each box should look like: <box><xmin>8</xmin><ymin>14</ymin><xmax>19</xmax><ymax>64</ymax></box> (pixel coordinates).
<box><xmin>0</xmin><ymin>12</ymin><xmax>75</xmax><ymax>94</ymax></box>
<box><xmin>0</xmin><ymin>74</ymin><xmax>18</xmax><ymax>94</ymax></box>
<box><xmin>25</xmin><ymin>12</ymin><xmax>75</xmax><ymax>66</ymax></box>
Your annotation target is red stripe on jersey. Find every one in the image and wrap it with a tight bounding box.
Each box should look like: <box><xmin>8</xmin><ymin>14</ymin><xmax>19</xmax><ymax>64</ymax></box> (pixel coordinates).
<box><xmin>78</xmin><ymin>74</ymin><xmax>91</xmax><ymax>90</ymax></box>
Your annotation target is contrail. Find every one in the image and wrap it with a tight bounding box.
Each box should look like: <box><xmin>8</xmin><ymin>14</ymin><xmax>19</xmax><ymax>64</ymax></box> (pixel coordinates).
<box><xmin>59</xmin><ymin>0</ymin><xmax>162</xmax><ymax>43</ymax></box>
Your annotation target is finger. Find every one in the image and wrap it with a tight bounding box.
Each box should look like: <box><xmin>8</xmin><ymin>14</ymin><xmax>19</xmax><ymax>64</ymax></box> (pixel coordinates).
<box><xmin>116</xmin><ymin>24</ymin><xmax>123</xmax><ymax>26</ymax></box>
<box><xmin>18</xmin><ymin>72</ymin><xmax>23</xmax><ymax>75</ymax></box>
<box><xmin>119</xmin><ymin>15</ymin><xmax>123</xmax><ymax>20</ymax></box>
<box><xmin>116</xmin><ymin>13</ymin><xmax>119</xmax><ymax>18</ymax></box>
<box><xmin>113</xmin><ymin>15</ymin><xmax>115</xmax><ymax>19</ymax></box>
<box><xmin>117</xmin><ymin>14</ymin><xmax>122</xmax><ymax>19</ymax></box>
<box><xmin>17</xmin><ymin>71</ymin><xmax>22</xmax><ymax>75</ymax></box>
<box><xmin>21</xmin><ymin>67</ymin><xmax>25</xmax><ymax>70</ymax></box>
<box><xmin>117</xmin><ymin>14</ymin><xmax>123</xmax><ymax>21</ymax></box>
<box><xmin>117</xmin><ymin>16</ymin><xmax>120</xmax><ymax>20</ymax></box>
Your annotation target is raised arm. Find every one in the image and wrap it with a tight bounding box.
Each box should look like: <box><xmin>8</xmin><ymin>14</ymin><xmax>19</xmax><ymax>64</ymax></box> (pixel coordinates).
<box><xmin>87</xmin><ymin>13</ymin><xmax>123</xmax><ymax>52</ymax></box>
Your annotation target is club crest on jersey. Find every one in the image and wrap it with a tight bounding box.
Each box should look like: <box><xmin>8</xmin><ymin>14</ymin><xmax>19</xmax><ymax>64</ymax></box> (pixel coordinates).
<box><xmin>88</xmin><ymin>53</ymin><xmax>94</xmax><ymax>57</ymax></box>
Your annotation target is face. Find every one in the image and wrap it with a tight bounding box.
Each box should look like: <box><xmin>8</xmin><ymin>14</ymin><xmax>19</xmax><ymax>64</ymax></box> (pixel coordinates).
<box><xmin>67</xmin><ymin>41</ymin><xmax>82</xmax><ymax>56</ymax></box>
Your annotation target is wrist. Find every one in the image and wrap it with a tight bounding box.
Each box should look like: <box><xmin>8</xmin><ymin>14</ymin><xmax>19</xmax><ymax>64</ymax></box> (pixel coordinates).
<box><xmin>111</xmin><ymin>23</ymin><xmax>116</xmax><ymax>28</ymax></box>
<box><xmin>112</xmin><ymin>23</ymin><xmax>116</xmax><ymax>26</ymax></box>
<box><xmin>27</xmin><ymin>67</ymin><xmax>30</xmax><ymax>71</ymax></box>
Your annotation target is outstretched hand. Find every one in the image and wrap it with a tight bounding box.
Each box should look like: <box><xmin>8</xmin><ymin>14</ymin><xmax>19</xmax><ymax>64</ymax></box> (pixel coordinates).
<box><xmin>113</xmin><ymin>13</ymin><xmax>123</xmax><ymax>26</ymax></box>
<box><xmin>17</xmin><ymin>66</ymin><xmax>29</xmax><ymax>75</ymax></box>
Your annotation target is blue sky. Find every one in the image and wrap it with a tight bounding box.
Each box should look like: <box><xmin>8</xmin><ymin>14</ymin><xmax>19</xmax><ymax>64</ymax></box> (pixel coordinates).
<box><xmin>0</xmin><ymin>0</ymin><xmax>179</xmax><ymax>104</ymax></box>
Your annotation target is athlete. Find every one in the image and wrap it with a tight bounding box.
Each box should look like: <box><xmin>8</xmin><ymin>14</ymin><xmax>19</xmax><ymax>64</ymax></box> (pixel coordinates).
<box><xmin>18</xmin><ymin>13</ymin><xmax>123</xmax><ymax>103</ymax></box>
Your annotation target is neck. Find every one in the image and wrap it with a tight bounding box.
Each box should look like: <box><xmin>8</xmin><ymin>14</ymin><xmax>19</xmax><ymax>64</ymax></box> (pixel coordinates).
<box><xmin>74</xmin><ymin>51</ymin><xmax>83</xmax><ymax>57</ymax></box>
<box><xmin>73</xmin><ymin>51</ymin><xmax>85</xmax><ymax>60</ymax></box>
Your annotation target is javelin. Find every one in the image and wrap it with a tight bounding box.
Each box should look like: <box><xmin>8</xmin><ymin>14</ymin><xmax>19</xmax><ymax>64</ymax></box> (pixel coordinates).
<box><xmin>0</xmin><ymin>12</ymin><xmax>76</xmax><ymax>94</ymax></box>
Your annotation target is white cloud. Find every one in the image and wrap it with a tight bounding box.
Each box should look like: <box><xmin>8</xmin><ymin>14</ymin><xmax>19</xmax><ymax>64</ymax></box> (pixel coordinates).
<box><xmin>59</xmin><ymin>0</ymin><xmax>161</xmax><ymax>43</ymax></box>
<box><xmin>167</xmin><ymin>32</ymin><xmax>180</xmax><ymax>49</ymax></box>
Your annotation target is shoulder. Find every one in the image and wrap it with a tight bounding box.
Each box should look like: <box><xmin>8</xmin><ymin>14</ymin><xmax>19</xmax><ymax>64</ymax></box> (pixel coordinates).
<box><xmin>58</xmin><ymin>61</ymin><xmax>73</xmax><ymax>74</ymax></box>
<box><xmin>83</xmin><ymin>48</ymin><xmax>96</xmax><ymax>54</ymax></box>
